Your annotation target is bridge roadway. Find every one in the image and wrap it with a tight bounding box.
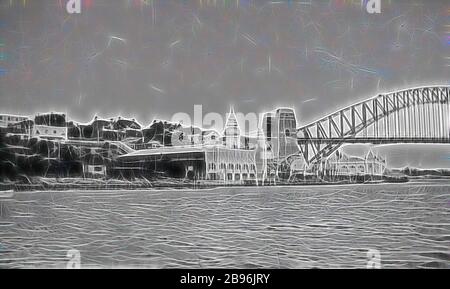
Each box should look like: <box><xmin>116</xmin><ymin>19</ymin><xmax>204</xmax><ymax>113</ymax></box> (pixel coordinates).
<box><xmin>297</xmin><ymin>137</ymin><xmax>450</xmax><ymax>144</ymax></box>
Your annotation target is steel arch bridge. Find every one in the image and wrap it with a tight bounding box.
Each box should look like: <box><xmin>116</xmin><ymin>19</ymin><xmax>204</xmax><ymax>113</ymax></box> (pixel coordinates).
<box><xmin>296</xmin><ymin>86</ymin><xmax>450</xmax><ymax>165</ymax></box>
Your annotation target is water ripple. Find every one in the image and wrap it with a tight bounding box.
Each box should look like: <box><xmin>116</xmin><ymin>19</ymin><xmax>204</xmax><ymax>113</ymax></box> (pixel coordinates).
<box><xmin>0</xmin><ymin>181</ymin><xmax>449</xmax><ymax>268</ymax></box>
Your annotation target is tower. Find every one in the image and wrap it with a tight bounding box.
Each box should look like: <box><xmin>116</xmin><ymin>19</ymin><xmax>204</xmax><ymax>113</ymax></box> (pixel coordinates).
<box><xmin>262</xmin><ymin>108</ymin><xmax>298</xmax><ymax>161</ymax></box>
<box><xmin>223</xmin><ymin>107</ymin><xmax>241</xmax><ymax>149</ymax></box>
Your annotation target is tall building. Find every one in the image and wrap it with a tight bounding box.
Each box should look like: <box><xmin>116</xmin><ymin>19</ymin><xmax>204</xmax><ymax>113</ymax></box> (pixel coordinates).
<box><xmin>262</xmin><ymin>108</ymin><xmax>299</xmax><ymax>161</ymax></box>
<box><xmin>223</xmin><ymin>107</ymin><xmax>241</xmax><ymax>149</ymax></box>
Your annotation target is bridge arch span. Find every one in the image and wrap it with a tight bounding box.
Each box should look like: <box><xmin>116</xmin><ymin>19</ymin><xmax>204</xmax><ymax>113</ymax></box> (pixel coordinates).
<box><xmin>296</xmin><ymin>86</ymin><xmax>450</xmax><ymax>164</ymax></box>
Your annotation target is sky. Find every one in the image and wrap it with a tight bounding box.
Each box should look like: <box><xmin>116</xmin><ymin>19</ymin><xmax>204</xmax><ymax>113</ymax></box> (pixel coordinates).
<box><xmin>0</xmin><ymin>0</ymin><xmax>450</xmax><ymax>168</ymax></box>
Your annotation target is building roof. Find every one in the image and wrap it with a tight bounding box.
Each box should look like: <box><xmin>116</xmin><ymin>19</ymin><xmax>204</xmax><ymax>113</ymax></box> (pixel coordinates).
<box><xmin>0</xmin><ymin>113</ymin><xmax>30</xmax><ymax>119</ymax></box>
<box><xmin>114</xmin><ymin>117</ymin><xmax>142</xmax><ymax>130</ymax></box>
<box><xmin>327</xmin><ymin>149</ymin><xmax>385</xmax><ymax>163</ymax></box>
<box><xmin>223</xmin><ymin>107</ymin><xmax>240</xmax><ymax>136</ymax></box>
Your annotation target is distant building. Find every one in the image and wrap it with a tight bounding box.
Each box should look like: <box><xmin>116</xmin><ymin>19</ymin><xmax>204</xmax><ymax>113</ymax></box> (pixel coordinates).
<box><xmin>116</xmin><ymin>107</ymin><xmax>258</xmax><ymax>184</ymax></box>
<box><xmin>82</xmin><ymin>148</ymin><xmax>107</xmax><ymax>178</ymax></box>
<box><xmin>33</xmin><ymin>112</ymin><xmax>67</xmax><ymax>140</ymax></box>
<box><xmin>170</xmin><ymin>125</ymin><xmax>205</xmax><ymax>146</ymax></box>
<box><xmin>74</xmin><ymin>116</ymin><xmax>143</xmax><ymax>142</ymax></box>
<box><xmin>262</xmin><ymin>108</ymin><xmax>299</xmax><ymax>161</ymax></box>
<box><xmin>114</xmin><ymin>117</ymin><xmax>142</xmax><ymax>141</ymax></box>
<box><xmin>0</xmin><ymin>114</ymin><xmax>29</xmax><ymax>128</ymax></box>
<box><xmin>202</xmin><ymin>129</ymin><xmax>221</xmax><ymax>145</ymax></box>
<box><xmin>325</xmin><ymin>150</ymin><xmax>386</xmax><ymax>177</ymax></box>
<box><xmin>6</xmin><ymin>119</ymin><xmax>34</xmax><ymax>138</ymax></box>
<box><xmin>89</xmin><ymin>116</ymin><xmax>115</xmax><ymax>140</ymax></box>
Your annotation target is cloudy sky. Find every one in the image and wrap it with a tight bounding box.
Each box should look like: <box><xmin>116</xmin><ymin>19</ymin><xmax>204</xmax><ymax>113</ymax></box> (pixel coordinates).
<box><xmin>0</xmin><ymin>0</ymin><xmax>449</xmax><ymax>167</ymax></box>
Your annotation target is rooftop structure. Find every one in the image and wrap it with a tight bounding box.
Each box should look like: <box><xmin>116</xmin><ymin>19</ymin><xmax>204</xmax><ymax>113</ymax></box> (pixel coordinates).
<box><xmin>223</xmin><ymin>107</ymin><xmax>241</xmax><ymax>149</ymax></box>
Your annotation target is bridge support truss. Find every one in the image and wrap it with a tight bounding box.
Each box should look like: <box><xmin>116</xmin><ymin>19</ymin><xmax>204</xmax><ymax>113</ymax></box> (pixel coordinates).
<box><xmin>297</xmin><ymin>86</ymin><xmax>450</xmax><ymax>165</ymax></box>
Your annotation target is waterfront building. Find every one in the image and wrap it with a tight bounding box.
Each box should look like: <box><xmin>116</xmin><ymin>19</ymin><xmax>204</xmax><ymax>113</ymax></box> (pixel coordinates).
<box><xmin>204</xmin><ymin>146</ymin><xmax>257</xmax><ymax>183</ymax></box>
<box><xmin>286</xmin><ymin>154</ymin><xmax>309</xmax><ymax>179</ymax></box>
<box><xmin>325</xmin><ymin>149</ymin><xmax>386</xmax><ymax>177</ymax></box>
<box><xmin>116</xmin><ymin>144</ymin><xmax>257</xmax><ymax>184</ymax></box>
<box><xmin>116</xmin><ymin>108</ymin><xmax>258</xmax><ymax>184</ymax></box>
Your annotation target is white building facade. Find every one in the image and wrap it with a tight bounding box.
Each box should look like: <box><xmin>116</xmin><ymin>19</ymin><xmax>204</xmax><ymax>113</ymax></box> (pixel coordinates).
<box><xmin>326</xmin><ymin>150</ymin><xmax>386</xmax><ymax>177</ymax></box>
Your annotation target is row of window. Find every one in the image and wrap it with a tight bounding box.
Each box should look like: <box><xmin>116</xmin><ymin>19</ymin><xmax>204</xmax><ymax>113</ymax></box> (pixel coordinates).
<box><xmin>329</xmin><ymin>164</ymin><xmax>385</xmax><ymax>170</ymax></box>
<box><xmin>208</xmin><ymin>173</ymin><xmax>256</xmax><ymax>181</ymax></box>
<box><xmin>36</xmin><ymin>129</ymin><xmax>59</xmax><ymax>135</ymax></box>
<box><xmin>331</xmin><ymin>165</ymin><xmax>385</xmax><ymax>173</ymax></box>
<box><xmin>0</xmin><ymin>116</ymin><xmax>27</xmax><ymax>122</ymax></box>
<box><xmin>208</xmin><ymin>163</ymin><xmax>256</xmax><ymax>171</ymax></box>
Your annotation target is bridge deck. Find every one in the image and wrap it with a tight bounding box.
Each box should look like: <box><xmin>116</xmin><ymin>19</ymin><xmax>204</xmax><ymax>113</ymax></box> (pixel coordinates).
<box><xmin>297</xmin><ymin>137</ymin><xmax>450</xmax><ymax>144</ymax></box>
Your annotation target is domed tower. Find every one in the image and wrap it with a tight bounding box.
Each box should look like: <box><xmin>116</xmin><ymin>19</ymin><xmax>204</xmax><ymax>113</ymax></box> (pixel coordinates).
<box><xmin>223</xmin><ymin>107</ymin><xmax>241</xmax><ymax>149</ymax></box>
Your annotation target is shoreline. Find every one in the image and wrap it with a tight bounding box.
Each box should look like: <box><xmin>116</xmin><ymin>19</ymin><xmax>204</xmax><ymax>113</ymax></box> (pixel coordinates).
<box><xmin>1</xmin><ymin>176</ymin><xmax>449</xmax><ymax>193</ymax></box>
<box><xmin>2</xmin><ymin>178</ymin><xmax>450</xmax><ymax>194</ymax></box>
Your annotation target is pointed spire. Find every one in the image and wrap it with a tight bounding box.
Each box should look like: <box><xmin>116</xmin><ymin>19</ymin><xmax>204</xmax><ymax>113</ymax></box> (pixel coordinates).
<box><xmin>225</xmin><ymin>106</ymin><xmax>238</xmax><ymax>128</ymax></box>
<box><xmin>223</xmin><ymin>106</ymin><xmax>241</xmax><ymax>149</ymax></box>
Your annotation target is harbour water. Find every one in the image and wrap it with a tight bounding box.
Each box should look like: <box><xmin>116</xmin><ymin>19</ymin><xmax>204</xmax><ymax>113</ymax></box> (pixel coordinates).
<box><xmin>0</xmin><ymin>180</ymin><xmax>449</xmax><ymax>268</ymax></box>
